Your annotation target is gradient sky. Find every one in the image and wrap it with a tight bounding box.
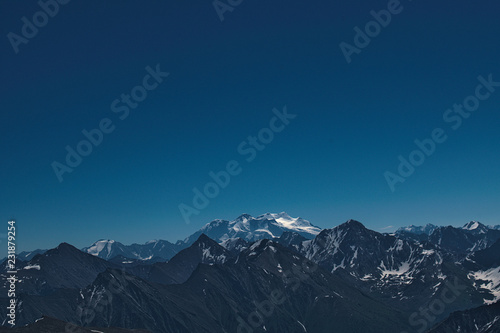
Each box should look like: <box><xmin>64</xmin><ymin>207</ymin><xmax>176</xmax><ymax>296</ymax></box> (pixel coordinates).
<box><xmin>1</xmin><ymin>0</ymin><xmax>500</xmax><ymax>254</ymax></box>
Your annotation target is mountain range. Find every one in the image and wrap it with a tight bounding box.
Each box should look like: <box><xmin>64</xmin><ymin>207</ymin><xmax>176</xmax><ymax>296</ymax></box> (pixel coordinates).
<box><xmin>2</xmin><ymin>213</ymin><xmax>500</xmax><ymax>332</ymax></box>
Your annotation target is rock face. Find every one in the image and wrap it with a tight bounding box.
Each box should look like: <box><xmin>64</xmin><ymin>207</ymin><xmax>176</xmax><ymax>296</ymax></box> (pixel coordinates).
<box><xmin>0</xmin><ymin>242</ymin><xmax>115</xmax><ymax>296</ymax></box>
<box><xmin>82</xmin><ymin>239</ymin><xmax>180</xmax><ymax>261</ymax></box>
<box><xmin>427</xmin><ymin>301</ymin><xmax>500</xmax><ymax>333</ymax></box>
<box><xmin>0</xmin><ymin>316</ymin><xmax>151</xmax><ymax>332</ymax></box>
<box><xmin>0</xmin><ymin>237</ymin><xmax>408</xmax><ymax>332</ymax></box>
<box><xmin>3</xmin><ymin>215</ymin><xmax>500</xmax><ymax>333</ymax></box>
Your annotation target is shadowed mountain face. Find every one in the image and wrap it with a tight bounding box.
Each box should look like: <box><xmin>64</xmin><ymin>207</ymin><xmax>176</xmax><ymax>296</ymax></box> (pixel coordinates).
<box><xmin>427</xmin><ymin>301</ymin><xmax>500</xmax><ymax>333</ymax></box>
<box><xmin>0</xmin><ymin>237</ymin><xmax>409</xmax><ymax>332</ymax></box>
<box><xmin>464</xmin><ymin>238</ymin><xmax>500</xmax><ymax>271</ymax></box>
<box><xmin>397</xmin><ymin>221</ymin><xmax>500</xmax><ymax>258</ymax></box>
<box><xmin>297</xmin><ymin>220</ymin><xmax>491</xmax><ymax>321</ymax></box>
<box><xmin>146</xmin><ymin>234</ymin><xmax>233</xmax><ymax>284</ymax></box>
<box><xmin>0</xmin><ymin>243</ymin><xmax>116</xmax><ymax>296</ymax></box>
<box><xmin>3</xmin><ymin>217</ymin><xmax>500</xmax><ymax>333</ymax></box>
<box><xmin>0</xmin><ymin>316</ymin><xmax>151</xmax><ymax>333</ymax></box>
<box><xmin>276</xmin><ymin>230</ymin><xmax>308</xmax><ymax>251</ymax></box>
<box><xmin>70</xmin><ymin>240</ymin><xmax>409</xmax><ymax>332</ymax></box>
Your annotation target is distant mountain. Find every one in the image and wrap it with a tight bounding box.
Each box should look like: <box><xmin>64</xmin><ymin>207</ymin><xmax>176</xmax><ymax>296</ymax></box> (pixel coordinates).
<box><xmin>0</xmin><ymin>243</ymin><xmax>115</xmax><ymax>296</ymax></box>
<box><xmin>27</xmin><ymin>239</ymin><xmax>409</xmax><ymax>332</ymax></box>
<box><xmin>16</xmin><ymin>249</ymin><xmax>47</xmax><ymax>261</ymax></box>
<box><xmin>428</xmin><ymin>301</ymin><xmax>500</xmax><ymax>333</ymax></box>
<box><xmin>82</xmin><ymin>239</ymin><xmax>179</xmax><ymax>261</ymax></box>
<box><xmin>430</xmin><ymin>225</ymin><xmax>500</xmax><ymax>255</ymax></box>
<box><xmin>299</xmin><ymin>220</ymin><xmax>486</xmax><ymax>321</ymax></box>
<box><xmin>6</xmin><ymin>214</ymin><xmax>500</xmax><ymax>332</ymax></box>
<box><xmin>78</xmin><ymin>212</ymin><xmax>320</xmax><ymax>263</ymax></box>
<box><xmin>178</xmin><ymin>212</ymin><xmax>321</xmax><ymax>247</ymax></box>
<box><xmin>463</xmin><ymin>221</ymin><xmax>490</xmax><ymax>234</ymax></box>
<box><xmin>396</xmin><ymin>222</ymin><xmax>500</xmax><ymax>257</ymax></box>
<box><xmin>396</xmin><ymin>223</ymin><xmax>439</xmax><ymax>236</ymax></box>
<box><xmin>147</xmin><ymin>234</ymin><xmax>233</xmax><ymax>284</ymax></box>
<box><xmin>0</xmin><ymin>249</ymin><xmax>47</xmax><ymax>264</ymax></box>
<box><xmin>397</xmin><ymin>221</ymin><xmax>498</xmax><ymax>236</ymax></box>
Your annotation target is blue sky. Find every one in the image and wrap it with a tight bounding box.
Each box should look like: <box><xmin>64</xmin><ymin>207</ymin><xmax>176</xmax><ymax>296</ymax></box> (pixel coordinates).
<box><xmin>1</xmin><ymin>0</ymin><xmax>500</xmax><ymax>253</ymax></box>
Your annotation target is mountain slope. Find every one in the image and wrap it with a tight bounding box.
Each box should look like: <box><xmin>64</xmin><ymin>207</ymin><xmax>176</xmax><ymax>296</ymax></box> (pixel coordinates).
<box><xmin>0</xmin><ymin>316</ymin><xmax>151</xmax><ymax>333</ymax></box>
<box><xmin>147</xmin><ymin>234</ymin><xmax>233</xmax><ymax>284</ymax></box>
<box><xmin>0</xmin><ymin>243</ymin><xmax>115</xmax><ymax>295</ymax></box>
<box><xmin>397</xmin><ymin>222</ymin><xmax>500</xmax><ymax>256</ymax></box>
<box><xmin>76</xmin><ymin>239</ymin><xmax>410</xmax><ymax>333</ymax></box>
<box><xmin>300</xmin><ymin>220</ymin><xmax>486</xmax><ymax>321</ymax></box>
<box><xmin>1</xmin><ymin>237</ymin><xmax>412</xmax><ymax>332</ymax></box>
<box><xmin>464</xmin><ymin>238</ymin><xmax>500</xmax><ymax>305</ymax></box>
<box><xmin>428</xmin><ymin>301</ymin><xmax>500</xmax><ymax>333</ymax></box>
<box><xmin>82</xmin><ymin>239</ymin><xmax>179</xmax><ymax>261</ymax></box>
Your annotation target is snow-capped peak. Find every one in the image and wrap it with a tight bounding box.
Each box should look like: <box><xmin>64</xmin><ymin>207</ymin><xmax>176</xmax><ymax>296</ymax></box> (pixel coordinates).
<box><xmin>183</xmin><ymin>212</ymin><xmax>322</xmax><ymax>246</ymax></box>
<box><xmin>85</xmin><ymin>239</ymin><xmax>116</xmax><ymax>256</ymax></box>
<box><xmin>463</xmin><ymin>221</ymin><xmax>481</xmax><ymax>230</ymax></box>
<box><xmin>462</xmin><ymin>221</ymin><xmax>488</xmax><ymax>234</ymax></box>
<box><xmin>396</xmin><ymin>224</ymin><xmax>438</xmax><ymax>236</ymax></box>
<box><xmin>256</xmin><ymin>212</ymin><xmax>321</xmax><ymax>236</ymax></box>
<box><xmin>259</xmin><ymin>212</ymin><xmax>292</xmax><ymax>220</ymax></box>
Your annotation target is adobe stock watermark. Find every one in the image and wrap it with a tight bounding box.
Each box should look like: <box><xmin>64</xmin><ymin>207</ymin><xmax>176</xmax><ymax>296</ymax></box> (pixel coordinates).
<box><xmin>7</xmin><ymin>0</ymin><xmax>71</xmax><ymax>54</ymax></box>
<box><xmin>401</xmin><ymin>276</ymin><xmax>467</xmax><ymax>333</ymax></box>
<box><xmin>339</xmin><ymin>0</ymin><xmax>405</xmax><ymax>64</ymax></box>
<box><xmin>384</xmin><ymin>74</ymin><xmax>499</xmax><ymax>192</ymax></box>
<box><xmin>213</xmin><ymin>0</ymin><xmax>243</xmax><ymax>22</ymax></box>
<box><xmin>178</xmin><ymin>106</ymin><xmax>296</xmax><ymax>224</ymax></box>
<box><xmin>51</xmin><ymin>64</ymin><xmax>169</xmax><ymax>182</ymax></box>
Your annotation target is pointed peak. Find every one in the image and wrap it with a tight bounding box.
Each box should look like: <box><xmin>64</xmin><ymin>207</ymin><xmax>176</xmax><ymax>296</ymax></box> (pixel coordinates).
<box><xmin>237</xmin><ymin>213</ymin><xmax>253</xmax><ymax>220</ymax></box>
<box><xmin>201</xmin><ymin>218</ymin><xmax>228</xmax><ymax>231</ymax></box>
<box><xmin>248</xmin><ymin>238</ymin><xmax>272</xmax><ymax>251</ymax></box>
<box><xmin>195</xmin><ymin>233</ymin><xmax>217</xmax><ymax>245</ymax></box>
<box><xmin>339</xmin><ymin>219</ymin><xmax>366</xmax><ymax>229</ymax></box>
<box><xmin>56</xmin><ymin>242</ymin><xmax>78</xmax><ymax>251</ymax></box>
<box><xmin>42</xmin><ymin>242</ymin><xmax>81</xmax><ymax>257</ymax></box>
<box><xmin>258</xmin><ymin>212</ymin><xmax>292</xmax><ymax>220</ymax></box>
<box><xmin>276</xmin><ymin>211</ymin><xmax>292</xmax><ymax>218</ymax></box>
<box><xmin>463</xmin><ymin>221</ymin><xmax>485</xmax><ymax>230</ymax></box>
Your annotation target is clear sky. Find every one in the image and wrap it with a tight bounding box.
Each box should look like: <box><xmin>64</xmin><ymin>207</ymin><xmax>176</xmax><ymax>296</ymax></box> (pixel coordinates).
<box><xmin>1</xmin><ymin>0</ymin><xmax>500</xmax><ymax>253</ymax></box>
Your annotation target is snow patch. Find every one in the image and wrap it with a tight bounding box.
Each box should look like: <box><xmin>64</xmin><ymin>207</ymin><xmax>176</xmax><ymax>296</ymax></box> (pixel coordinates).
<box><xmin>23</xmin><ymin>264</ymin><xmax>40</xmax><ymax>270</ymax></box>
<box><xmin>470</xmin><ymin>266</ymin><xmax>500</xmax><ymax>304</ymax></box>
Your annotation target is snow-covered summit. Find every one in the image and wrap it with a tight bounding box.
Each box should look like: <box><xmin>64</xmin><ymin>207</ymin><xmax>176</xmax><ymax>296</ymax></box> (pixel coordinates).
<box><xmin>182</xmin><ymin>212</ymin><xmax>322</xmax><ymax>246</ymax></box>
<box><xmin>84</xmin><ymin>239</ymin><xmax>116</xmax><ymax>257</ymax></box>
<box><xmin>256</xmin><ymin>212</ymin><xmax>321</xmax><ymax>235</ymax></box>
<box><xmin>396</xmin><ymin>224</ymin><xmax>438</xmax><ymax>236</ymax></box>
<box><xmin>463</xmin><ymin>221</ymin><xmax>486</xmax><ymax>232</ymax></box>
